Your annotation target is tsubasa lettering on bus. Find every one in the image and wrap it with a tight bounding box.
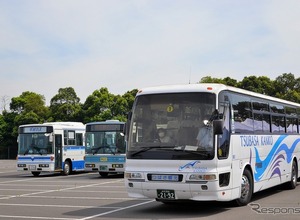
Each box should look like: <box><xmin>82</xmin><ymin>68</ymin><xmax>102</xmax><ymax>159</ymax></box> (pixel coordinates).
<box><xmin>240</xmin><ymin>135</ymin><xmax>259</xmax><ymax>147</ymax></box>
<box><xmin>240</xmin><ymin>135</ymin><xmax>274</xmax><ymax>147</ymax></box>
<box><xmin>260</xmin><ymin>136</ymin><xmax>273</xmax><ymax>146</ymax></box>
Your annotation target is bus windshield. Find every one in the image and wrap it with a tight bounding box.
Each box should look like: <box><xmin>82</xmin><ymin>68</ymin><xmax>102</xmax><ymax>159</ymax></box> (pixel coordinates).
<box><xmin>127</xmin><ymin>92</ymin><xmax>216</xmax><ymax>160</ymax></box>
<box><xmin>86</xmin><ymin>131</ymin><xmax>126</xmax><ymax>155</ymax></box>
<box><xmin>18</xmin><ymin>133</ymin><xmax>53</xmax><ymax>155</ymax></box>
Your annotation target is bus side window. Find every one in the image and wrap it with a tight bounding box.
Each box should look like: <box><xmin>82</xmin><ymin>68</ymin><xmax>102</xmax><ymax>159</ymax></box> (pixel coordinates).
<box><xmin>218</xmin><ymin>101</ymin><xmax>230</xmax><ymax>159</ymax></box>
<box><xmin>76</xmin><ymin>133</ymin><xmax>83</xmax><ymax>145</ymax></box>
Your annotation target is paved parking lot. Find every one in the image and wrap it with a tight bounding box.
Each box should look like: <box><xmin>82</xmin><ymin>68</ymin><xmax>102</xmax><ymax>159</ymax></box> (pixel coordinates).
<box><xmin>0</xmin><ymin>160</ymin><xmax>154</xmax><ymax>220</ymax></box>
<box><xmin>0</xmin><ymin>160</ymin><xmax>300</xmax><ymax>220</ymax></box>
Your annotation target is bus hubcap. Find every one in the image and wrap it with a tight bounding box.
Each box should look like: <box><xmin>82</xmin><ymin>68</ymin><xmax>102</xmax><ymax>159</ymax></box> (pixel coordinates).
<box><xmin>241</xmin><ymin>175</ymin><xmax>250</xmax><ymax>199</ymax></box>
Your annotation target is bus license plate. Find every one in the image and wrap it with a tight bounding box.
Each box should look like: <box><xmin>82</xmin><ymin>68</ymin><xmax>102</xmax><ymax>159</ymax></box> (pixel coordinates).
<box><xmin>157</xmin><ymin>189</ymin><xmax>175</xmax><ymax>200</ymax></box>
<box><xmin>29</xmin><ymin>165</ymin><xmax>36</xmax><ymax>170</ymax></box>
<box><xmin>99</xmin><ymin>165</ymin><xmax>108</xmax><ymax>171</ymax></box>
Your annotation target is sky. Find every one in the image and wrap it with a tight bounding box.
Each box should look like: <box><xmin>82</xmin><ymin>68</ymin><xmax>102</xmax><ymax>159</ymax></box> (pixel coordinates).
<box><xmin>1</xmin><ymin>0</ymin><xmax>300</xmax><ymax>107</ymax></box>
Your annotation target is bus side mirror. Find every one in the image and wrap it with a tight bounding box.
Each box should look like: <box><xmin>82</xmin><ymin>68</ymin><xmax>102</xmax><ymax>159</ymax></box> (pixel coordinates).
<box><xmin>213</xmin><ymin>120</ymin><xmax>223</xmax><ymax>135</ymax></box>
<box><xmin>124</xmin><ymin>111</ymin><xmax>132</xmax><ymax>141</ymax></box>
<box><xmin>49</xmin><ymin>133</ymin><xmax>53</xmax><ymax>142</ymax></box>
<box><xmin>127</xmin><ymin>111</ymin><xmax>132</xmax><ymax>120</ymax></box>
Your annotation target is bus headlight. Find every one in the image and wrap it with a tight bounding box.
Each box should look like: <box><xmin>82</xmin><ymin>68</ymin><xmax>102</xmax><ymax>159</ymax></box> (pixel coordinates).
<box><xmin>85</xmin><ymin>164</ymin><xmax>95</xmax><ymax>168</ymax></box>
<box><xmin>17</xmin><ymin>164</ymin><xmax>26</xmax><ymax>167</ymax></box>
<box><xmin>39</xmin><ymin>164</ymin><xmax>49</xmax><ymax>168</ymax></box>
<box><xmin>125</xmin><ymin>172</ymin><xmax>143</xmax><ymax>180</ymax></box>
<box><xmin>189</xmin><ymin>174</ymin><xmax>217</xmax><ymax>181</ymax></box>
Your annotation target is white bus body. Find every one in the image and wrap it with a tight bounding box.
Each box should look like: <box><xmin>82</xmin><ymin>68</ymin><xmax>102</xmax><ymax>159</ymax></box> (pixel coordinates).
<box><xmin>84</xmin><ymin>120</ymin><xmax>126</xmax><ymax>177</ymax></box>
<box><xmin>17</xmin><ymin>122</ymin><xmax>85</xmax><ymax>176</ymax></box>
<box><xmin>124</xmin><ymin>83</ymin><xmax>300</xmax><ymax>205</ymax></box>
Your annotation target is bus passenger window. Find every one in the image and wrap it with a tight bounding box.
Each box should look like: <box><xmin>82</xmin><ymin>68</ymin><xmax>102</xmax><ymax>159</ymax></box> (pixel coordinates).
<box><xmin>231</xmin><ymin>95</ymin><xmax>253</xmax><ymax>133</ymax></box>
<box><xmin>271</xmin><ymin>116</ymin><xmax>285</xmax><ymax>133</ymax></box>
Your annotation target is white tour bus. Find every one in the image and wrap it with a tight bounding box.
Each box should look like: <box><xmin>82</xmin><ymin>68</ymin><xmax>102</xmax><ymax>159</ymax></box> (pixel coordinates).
<box><xmin>124</xmin><ymin>83</ymin><xmax>300</xmax><ymax>206</ymax></box>
<box><xmin>17</xmin><ymin>122</ymin><xmax>85</xmax><ymax>176</ymax></box>
<box><xmin>85</xmin><ymin>120</ymin><xmax>126</xmax><ymax>177</ymax></box>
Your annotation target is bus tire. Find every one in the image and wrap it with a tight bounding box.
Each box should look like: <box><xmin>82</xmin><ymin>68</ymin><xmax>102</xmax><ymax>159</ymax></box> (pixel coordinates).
<box><xmin>286</xmin><ymin>160</ymin><xmax>298</xmax><ymax>190</ymax></box>
<box><xmin>63</xmin><ymin>160</ymin><xmax>71</xmax><ymax>175</ymax></box>
<box><xmin>32</xmin><ymin>171</ymin><xmax>40</xmax><ymax>177</ymax></box>
<box><xmin>235</xmin><ymin>169</ymin><xmax>253</xmax><ymax>206</ymax></box>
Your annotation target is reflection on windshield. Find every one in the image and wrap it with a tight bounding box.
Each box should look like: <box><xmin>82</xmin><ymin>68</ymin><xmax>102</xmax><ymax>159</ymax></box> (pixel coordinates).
<box><xmin>18</xmin><ymin>133</ymin><xmax>53</xmax><ymax>155</ymax></box>
<box><xmin>86</xmin><ymin>131</ymin><xmax>126</xmax><ymax>154</ymax></box>
<box><xmin>128</xmin><ymin>92</ymin><xmax>216</xmax><ymax>160</ymax></box>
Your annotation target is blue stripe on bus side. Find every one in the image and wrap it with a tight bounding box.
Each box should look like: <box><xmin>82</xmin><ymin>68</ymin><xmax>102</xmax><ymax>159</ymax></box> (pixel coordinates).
<box><xmin>18</xmin><ymin>157</ymin><xmax>51</xmax><ymax>161</ymax></box>
<box><xmin>253</xmin><ymin>135</ymin><xmax>300</xmax><ymax>181</ymax></box>
<box><xmin>65</xmin><ymin>160</ymin><xmax>85</xmax><ymax>170</ymax></box>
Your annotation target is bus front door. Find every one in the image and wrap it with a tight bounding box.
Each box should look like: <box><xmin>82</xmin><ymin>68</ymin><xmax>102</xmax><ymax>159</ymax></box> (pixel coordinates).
<box><xmin>54</xmin><ymin>134</ymin><xmax>63</xmax><ymax>170</ymax></box>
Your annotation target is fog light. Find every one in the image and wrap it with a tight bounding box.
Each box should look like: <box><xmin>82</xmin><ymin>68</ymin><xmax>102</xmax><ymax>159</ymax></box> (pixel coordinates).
<box><xmin>201</xmin><ymin>185</ymin><xmax>208</xmax><ymax>190</ymax></box>
<box><xmin>189</xmin><ymin>174</ymin><xmax>216</xmax><ymax>181</ymax></box>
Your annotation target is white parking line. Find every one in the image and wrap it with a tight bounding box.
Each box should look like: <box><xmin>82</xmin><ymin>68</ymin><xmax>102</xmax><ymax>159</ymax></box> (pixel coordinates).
<box><xmin>1</xmin><ymin>195</ymin><xmax>137</xmax><ymax>200</ymax></box>
<box><xmin>0</xmin><ymin>215</ymin><xmax>77</xmax><ymax>220</ymax></box>
<box><xmin>0</xmin><ymin>177</ymin><xmax>38</xmax><ymax>184</ymax></box>
<box><xmin>0</xmin><ymin>171</ymin><xmax>16</xmax><ymax>174</ymax></box>
<box><xmin>79</xmin><ymin>200</ymin><xmax>155</xmax><ymax>220</ymax></box>
<box><xmin>0</xmin><ymin>179</ymin><xmax>124</xmax><ymax>200</ymax></box>
<box><xmin>0</xmin><ymin>203</ymin><xmax>96</xmax><ymax>208</ymax></box>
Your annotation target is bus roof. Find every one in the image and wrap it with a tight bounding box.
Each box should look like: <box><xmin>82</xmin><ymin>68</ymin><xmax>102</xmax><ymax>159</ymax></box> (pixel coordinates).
<box><xmin>136</xmin><ymin>83</ymin><xmax>300</xmax><ymax>108</ymax></box>
<box><xmin>19</xmin><ymin>122</ymin><xmax>85</xmax><ymax>130</ymax></box>
<box><xmin>86</xmin><ymin>120</ymin><xmax>125</xmax><ymax>126</ymax></box>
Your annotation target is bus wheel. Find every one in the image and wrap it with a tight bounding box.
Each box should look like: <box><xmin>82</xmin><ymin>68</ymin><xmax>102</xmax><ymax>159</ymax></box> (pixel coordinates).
<box><xmin>63</xmin><ymin>161</ymin><xmax>71</xmax><ymax>175</ymax></box>
<box><xmin>99</xmin><ymin>172</ymin><xmax>108</xmax><ymax>177</ymax></box>
<box><xmin>286</xmin><ymin>160</ymin><xmax>298</xmax><ymax>189</ymax></box>
<box><xmin>32</xmin><ymin>171</ymin><xmax>40</xmax><ymax>177</ymax></box>
<box><xmin>236</xmin><ymin>169</ymin><xmax>253</xmax><ymax>206</ymax></box>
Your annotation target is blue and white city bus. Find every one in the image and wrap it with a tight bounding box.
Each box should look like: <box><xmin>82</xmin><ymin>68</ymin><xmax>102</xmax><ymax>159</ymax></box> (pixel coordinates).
<box><xmin>85</xmin><ymin>120</ymin><xmax>126</xmax><ymax>177</ymax></box>
<box><xmin>124</xmin><ymin>83</ymin><xmax>300</xmax><ymax>206</ymax></box>
<box><xmin>17</xmin><ymin>122</ymin><xmax>85</xmax><ymax>176</ymax></box>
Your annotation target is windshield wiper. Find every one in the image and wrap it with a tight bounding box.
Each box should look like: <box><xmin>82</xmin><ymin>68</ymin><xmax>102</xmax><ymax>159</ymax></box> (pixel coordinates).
<box><xmin>92</xmin><ymin>146</ymin><xmax>115</xmax><ymax>155</ymax></box>
<box><xmin>24</xmin><ymin>148</ymin><xmax>29</xmax><ymax>155</ymax></box>
<box><xmin>174</xmin><ymin>146</ymin><xmax>213</xmax><ymax>158</ymax></box>
<box><xmin>131</xmin><ymin>145</ymin><xmax>175</xmax><ymax>157</ymax></box>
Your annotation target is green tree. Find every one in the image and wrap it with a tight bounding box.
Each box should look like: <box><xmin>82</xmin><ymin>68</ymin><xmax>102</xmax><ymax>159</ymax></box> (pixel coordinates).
<box><xmin>200</xmin><ymin>76</ymin><xmax>238</xmax><ymax>87</ymax></box>
<box><xmin>0</xmin><ymin>113</ymin><xmax>4</xmax><ymax>147</ymax></box>
<box><xmin>238</xmin><ymin>76</ymin><xmax>275</xmax><ymax>96</ymax></box>
<box><xmin>274</xmin><ymin>73</ymin><xmax>300</xmax><ymax>102</ymax></box>
<box><xmin>110</xmin><ymin>95</ymin><xmax>128</xmax><ymax>121</ymax></box>
<box><xmin>122</xmin><ymin>89</ymin><xmax>138</xmax><ymax>111</ymax></box>
<box><xmin>10</xmin><ymin>91</ymin><xmax>48</xmax><ymax>126</ymax></box>
<box><xmin>3</xmin><ymin>91</ymin><xmax>48</xmax><ymax>158</ymax></box>
<box><xmin>110</xmin><ymin>89</ymin><xmax>138</xmax><ymax>121</ymax></box>
<box><xmin>222</xmin><ymin>77</ymin><xmax>238</xmax><ymax>87</ymax></box>
<box><xmin>200</xmin><ymin>76</ymin><xmax>224</xmax><ymax>83</ymax></box>
<box><xmin>0</xmin><ymin>110</ymin><xmax>19</xmax><ymax>158</ymax></box>
<box><xmin>82</xmin><ymin>87</ymin><xmax>115</xmax><ymax>123</ymax></box>
<box><xmin>49</xmin><ymin>87</ymin><xmax>82</xmax><ymax>121</ymax></box>
<box><xmin>10</xmin><ymin>91</ymin><xmax>48</xmax><ymax>117</ymax></box>
<box><xmin>82</xmin><ymin>88</ymin><xmax>137</xmax><ymax>123</ymax></box>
